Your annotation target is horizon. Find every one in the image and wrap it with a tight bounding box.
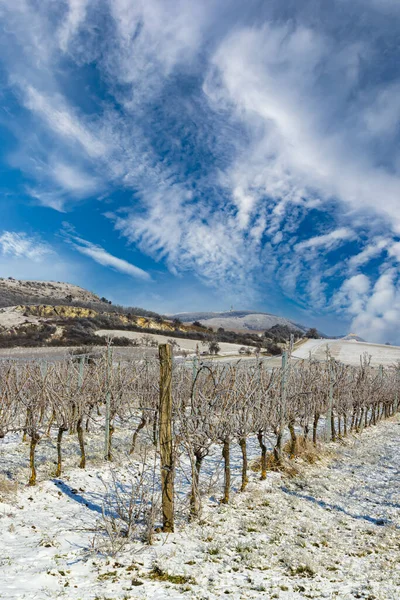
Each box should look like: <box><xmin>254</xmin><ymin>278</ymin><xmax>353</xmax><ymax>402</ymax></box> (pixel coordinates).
<box><xmin>1</xmin><ymin>1</ymin><xmax>400</xmax><ymax>342</ymax></box>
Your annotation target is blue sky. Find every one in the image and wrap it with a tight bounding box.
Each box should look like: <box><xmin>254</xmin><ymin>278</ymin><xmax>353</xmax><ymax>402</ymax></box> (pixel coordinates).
<box><xmin>1</xmin><ymin>0</ymin><xmax>400</xmax><ymax>342</ymax></box>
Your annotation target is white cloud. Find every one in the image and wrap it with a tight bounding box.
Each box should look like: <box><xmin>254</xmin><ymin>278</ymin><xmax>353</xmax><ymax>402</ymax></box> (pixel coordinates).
<box><xmin>24</xmin><ymin>161</ymin><xmax>101</xmax><ymax>211</ymax></box>
<box><xmin>333</xmin><ymin>274</ymin><xmax>371</xmax><ymax>315</ymax></box>
<box><xmin>0</xmin><ymin>230</ymin><xmax>88</xmax><ymax>285</ymax></box>
<box><xmin>348</xmin><ymin>238</ymin><xmax>389</xmax><ymax>270</ymax></box>
<box><xmin>1</xmin><ymin>0</ymin><xmax>400</xmax><ymax>331</ymax></box>
<box><xmin>107</xmin><ymin>0</ymin><xmax>208</xmax><ymax>104</ymax></box>
<box><xmin>349</xmin><ymin>270</ymin><xmax>400</xmax><ymax>343</ymax></box>
<box><xmin>332</xmin><ymin>270</ymin><xmax>400</xmax><ymax>344</ymax></box>
<box><xmin>387</xmin><ymin>241</ymin><xmax>400</xmax><ymax>262</ymax></box>
<box><xmin>69</xmin><ymin>236</ymin><xmax>152</xmax><ymax>281</ymax></box>
<box><xmin>363</xmin><ymin>82</ymin><xmax>400</xmax><ymax>137</ymax></box>
<box><xmin>23</xmin><ymin>86</ymin><xmax>107</xmax><ymax>159</ymax></box>
<box><xmin>58</xmin><ymin>0</ymin><xmax>90</xmax><ymax>52</ymax></box>
<box><xmin>0</xmin><ymin>231</ymin><xmax>53</xmax><ymax>261</ymax></box>
<box><xmin>295</xmin><ymin>228</ymin><xmax>355</xmax><ymax>252</ymax></box>
<box><xmin>51</xmin><ymin>162</ymin><xmax>100</xmax><ymax>195</ymax></box>
<box><xmin>204</xmin><ymin>22</ymin><xmax>400</xmax><ymax>232</ymax></box>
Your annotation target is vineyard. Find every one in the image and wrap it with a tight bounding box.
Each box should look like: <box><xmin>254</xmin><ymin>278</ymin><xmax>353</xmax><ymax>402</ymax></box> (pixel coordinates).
<box><xmin>1</xmin><ymin>344</ymin><xmax>399</xmax><ymax>539</ymax></box>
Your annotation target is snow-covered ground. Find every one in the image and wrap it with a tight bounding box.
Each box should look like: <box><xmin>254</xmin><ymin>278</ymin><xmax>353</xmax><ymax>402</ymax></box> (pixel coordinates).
<box><xmin>1</xmin><ymin>417</ymin><xmax>399</xmax><ymax>599</ymax></box>
<box><xmin>293</xmin><ymin>338</ymin><xmax>400</xmax><ymax>366</ymax></box>
<box><xmin>95</xmin><ymin>329</ymin><xmax>254</xmax><ymax>356</ymax></box>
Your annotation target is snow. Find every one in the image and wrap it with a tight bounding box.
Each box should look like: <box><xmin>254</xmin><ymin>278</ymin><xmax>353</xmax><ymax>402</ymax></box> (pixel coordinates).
<box><xmin>293</xmin><ymin>338</ymin><xmax>400</xmax><ymax>366</ymax></box>
<box><xmin>171</xmin><ymin>311</ymin><xmax>305</xmax><ymax>334</ymax></box>
<box><xmin>1</xmin><ymin>416</ymin><xmax>399</xmax><ymax>599</ymax></box>
<box><xmin>0</xmin><ymin>306</ymin><xmax>40</xmax><ymax>330</ymax></box>
<box><xmin>95</xmin><ymin>329</ymin><xmax>254</xmax><ymax>356</ymax></box>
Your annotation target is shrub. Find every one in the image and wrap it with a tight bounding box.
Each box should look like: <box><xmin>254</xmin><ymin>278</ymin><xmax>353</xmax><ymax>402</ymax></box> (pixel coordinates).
<box><xmin>208</xmin><ymin>341</ymin><xmax>220</xmax><ymax>355</ymax></box>
<box><xmin>265</xmin><ymin>342</ymin><xmax>281</xmax><ymax>356</ymax></box>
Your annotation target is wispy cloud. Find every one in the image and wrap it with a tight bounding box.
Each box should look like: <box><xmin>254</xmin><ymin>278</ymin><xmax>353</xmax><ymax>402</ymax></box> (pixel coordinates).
<box><xmin>23</xmin><ymin>86</ymin><xmax>107</xmax><ymax>159</ymax></box>
<box><xmin>58</xmin><ymin>0</ymin><xmax>91</xmax><ymax>52</ymax></box>
<box><xmin>66</xmin><ymin>234</ymin><xmax>152</xmax><ymax>282</ymax></box>
<box><xmin>348</xmin><ymin>238</ymin><xmax>389</xmax><ymax>271</ymax></box>
<box><xmin>0</xmin><ymin>230</ymin><xmax>87</xmax><ymax>285</ymax></box>
<box><xmin>1</xmin><ymin>1</ymin><xmax>400</xmax><ymax>340</ymax></box>
<box><xmin>295</xmin><ymin>228</ymin><xmax>355</xmax><ymax>252</ymax></box>
<box><xmin>0</xmin><ymin>231</ymin><xmax>53</xmax><ymax>261</ymax></box>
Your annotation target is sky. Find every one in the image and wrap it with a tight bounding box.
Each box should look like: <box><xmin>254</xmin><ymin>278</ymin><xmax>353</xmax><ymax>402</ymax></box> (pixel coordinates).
<box><xmin>0</xmin><ymin>0</ymin><xmax>400</xmax><ymax>343</ymax></box>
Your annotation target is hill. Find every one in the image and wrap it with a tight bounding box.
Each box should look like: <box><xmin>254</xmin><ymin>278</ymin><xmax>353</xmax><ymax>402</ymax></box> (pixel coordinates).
<box><xmin>0</xmin><ymin>279</ymin><xmax>318</xmax><ymax>353</ymax></box>
<box><xmin>0</xmin><ymin>279</ymin><xmax>280</xmax><ymax>351</ymax></box>
<box><xmin>171</xmin><ymin>310</ymin><xmax>310</xmax><ymax>334</ymax></box>
<box><xmin>0</xmin><ymin>278</ymin><xmax>101</xmax><ymax>307</ymax></box>
<box><xmin>340</xmin><ymin>333</ymin><xmax>367</xmax><ymax>342</ymax></box>
<box><xmin>292</xmin><ymin>338</ymin><xmax>400</xmax><ymax>366</ymax></box>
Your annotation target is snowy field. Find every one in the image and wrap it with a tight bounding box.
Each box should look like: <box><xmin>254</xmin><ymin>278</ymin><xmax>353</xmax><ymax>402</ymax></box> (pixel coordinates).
<box><xmin>292</xmin><ymin>338</ymin><xmax>400</xmax><ymax>366</ymax></box>
<box><xmin>95</xmin><ymin>329</ymin><xmax>253</xmax><ymax>356</ymax></box>
<box><xmin>1</xmin><ymin>418</ymin><xmax>399</xmax><ymax>599</ymax></box>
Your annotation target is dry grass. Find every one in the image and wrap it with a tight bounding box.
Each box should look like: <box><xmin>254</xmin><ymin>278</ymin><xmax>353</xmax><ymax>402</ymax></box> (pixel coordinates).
<box><xmin>283</xmin><ymin>438</ymin><xmax>322</xmax><ymax>464</ymax></box>
<box><xmin>250</xmin><ymin>438</ymin><xmax>326</xmax><ymax>479</ymax></box>
<box><xmin>249</xmin><ymin>457</ymin><xmax>263</xmax><ymax>472</ymax></box>
<box><xmin>148</xmin><ymin>565</ymin><xmax>195</xmax><ymax>585</ymax></box>
<box><xmin>0</xmin><ymin>476</ymin><xmax>18</xmax><ymax>500</ymax></box>
<box><xmin>249</xmin><ymin>453</ymin><xmax>300</xmax><ymax>477</ymax></box>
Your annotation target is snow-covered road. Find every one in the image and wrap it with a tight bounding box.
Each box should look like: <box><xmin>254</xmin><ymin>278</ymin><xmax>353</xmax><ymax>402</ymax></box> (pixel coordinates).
<box><xmin>0</xmin><ymin>418</ymin><xmax>399</xmax><ymax>599</ymax></box>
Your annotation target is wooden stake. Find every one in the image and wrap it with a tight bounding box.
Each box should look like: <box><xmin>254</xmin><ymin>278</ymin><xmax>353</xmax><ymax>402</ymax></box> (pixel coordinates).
<box><xmin>159</xmin><ymin>344</ymin><xmax>174</xmax><ymax>532</ymax></box>
<box><xmin>104</xmin><ymin>345</ymin><xmax>112</xmax><ymax>460</ymax></box>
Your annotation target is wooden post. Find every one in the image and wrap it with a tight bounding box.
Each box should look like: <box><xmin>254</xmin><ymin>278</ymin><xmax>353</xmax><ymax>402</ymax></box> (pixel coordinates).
<box><xmin>104</xmin><ymin>345</ymin><xmax>112</xmax><ymax>460</ymax></box>
<box><xmin>192</xmin><ymin>355</ymin><xmax>198</xmax><ymax>381</ymax></box>
<box><xmin>325</xmin><ymin>359</ymin><xmax>334</xmax><ymax>442</ymax></box>
<box><xmin>274</xmin><ymin>351</ymin><xmax>287</xmax><ymax>463</ymax></box>
<box><xmin>289</xmin><ymin>333</ymin><xmax>294</xmax><ymax>357</ymax></box>
<box><xmin>78</xmin><ymin>355</ymin><xmax>84</xmax><ymax>387</ymax></box>
<box><xmin>221</xmin><ymin>439</ymin><xmax>231</xmax><ymax>502</ymax></box>
<box><xmin>159</xmin><ymin>344</ymin><xmax>174</xmax><ymax>532</ymax></box>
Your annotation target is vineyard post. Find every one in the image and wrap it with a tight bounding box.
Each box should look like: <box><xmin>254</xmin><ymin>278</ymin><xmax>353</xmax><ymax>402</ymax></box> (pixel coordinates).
<box><xmin>192</xmin><ymin>354</ymin><xmax>198</xmax><ymax>381</ymax></box>
<box><xmin>276</xmin><ymin>350</ymin><xmax>287</xmax><ymax>460</ymax></box>
<box><xmin>325</xmin><ymin>358</ymin><xmax>334</xmax><ymax>441</ymax></box>
<box><xmin>359</xmin><ymin>361</ymin><xmax>372</xmax><ymax>433</ymax></box>
<box><xmin>40</xmin><ymin>360</ymin><xmax>48</xmax><ymax>378</ymax></box>
<box><xmin>104</xmin><ymin>345</ymin><xmax>112</xmax><ymax>460</ymax></box>
<box><xmin>78</xmin><ymin>355</ymin><xmax>84</xmax><ymax>388</ymax></box>
<box><xmin>159</xmin><ymin>343</ymin><xmax>174</xmax><ymax>532</ymax></box>
<box><xmin>281</xmin><ymin>350</ymin><xmax>287</xmax><ymax>407</ymax></box>
<box><xmin>396</xmin><ymin>366</ymin><xmax>400</xmax><ymax>413</ymax></box>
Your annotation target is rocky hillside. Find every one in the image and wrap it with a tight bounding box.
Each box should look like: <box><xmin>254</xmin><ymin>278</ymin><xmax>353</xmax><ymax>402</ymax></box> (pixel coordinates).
<box><xmin>172</xmin><ymin>310</ymin><xmax>309</xmax><ymax>334</ymax></box>
<box><xmin>0</xmin><ymin>278</ymin><xmax>310</xmax><ymax>350</ymax></box>
<box><xmin>0</xmin><ymin>278</ymin><xmax>101</xmax><ymax>307</ymax></box>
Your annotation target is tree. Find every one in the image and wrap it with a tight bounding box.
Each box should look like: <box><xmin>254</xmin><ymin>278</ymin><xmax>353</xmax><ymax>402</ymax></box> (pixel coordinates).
<box><xmin>208</xmin><ymin>341</ymin><xmax>220</xmax><ymax>355</ymax></box>
<box><xmin>305</xmin><ymin>327</ymin><xmax>319</xmax><ymax>339</ymax></box>
<box><xmin>192</xmin><ymin>321</ymin><xmax>204</xmax><ymax>328</ymax></box>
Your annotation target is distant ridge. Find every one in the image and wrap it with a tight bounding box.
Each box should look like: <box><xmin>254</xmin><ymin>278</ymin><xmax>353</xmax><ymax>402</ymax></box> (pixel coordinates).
<box><xmin>341</xmin><ymin>333</ymin><xmax>367</xmax><ymax>342</ymax></box>
<box><xmin>171</xmin><ymin>310</ymin><xmax>312</xmax><ymax>334</ymax></box>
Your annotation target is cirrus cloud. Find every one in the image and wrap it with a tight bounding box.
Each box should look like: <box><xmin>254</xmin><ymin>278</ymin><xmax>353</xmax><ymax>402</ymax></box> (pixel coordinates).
<box><xmin>1</xmin><ymin>1</ymin><xmax>400</xmax><ymax>340</ymax></box>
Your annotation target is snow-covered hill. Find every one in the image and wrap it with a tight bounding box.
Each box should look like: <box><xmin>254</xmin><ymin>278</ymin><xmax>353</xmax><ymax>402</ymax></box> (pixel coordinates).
<box><xmin>293</xmin><ymin>338</ymin><xmax>400</xmax><ymax>366</ymax></box>
<box><xmin>171</xmin><ymin>310</ymin><xmax>309</xmax><ymax>334</ymax></box>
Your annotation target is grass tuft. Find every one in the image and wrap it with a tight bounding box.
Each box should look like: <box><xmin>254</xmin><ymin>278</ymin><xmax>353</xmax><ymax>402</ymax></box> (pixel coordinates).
<box><xmin>149</xmin><ymin>565</ymin><xmax>195</xmax><ymax>585</ymax></box>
